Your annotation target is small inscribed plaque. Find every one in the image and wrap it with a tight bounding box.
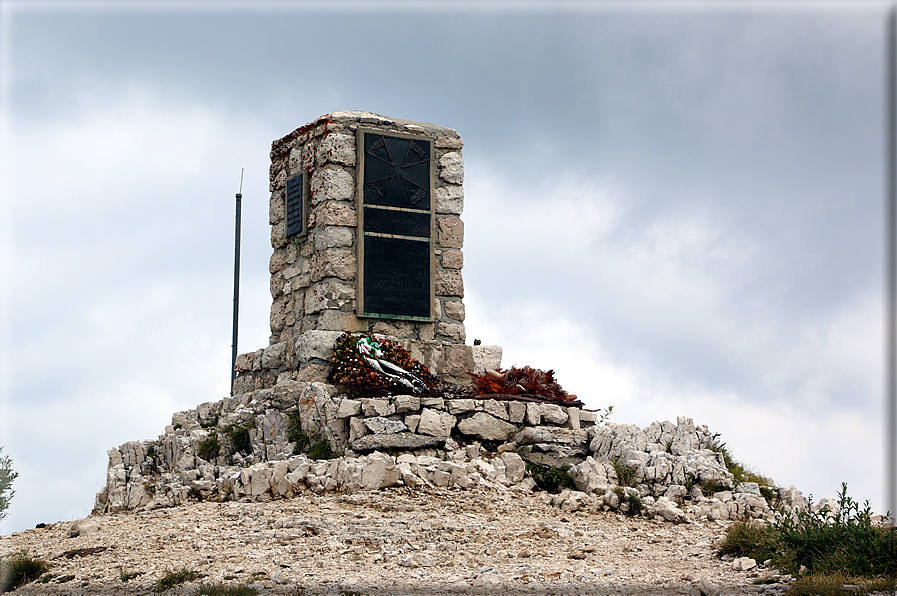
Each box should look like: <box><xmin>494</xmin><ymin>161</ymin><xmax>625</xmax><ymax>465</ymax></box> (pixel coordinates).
<box><xmin>286</xmin><ymin>174</ymin><xmax>304</xmax><ymax>237</ymax></box>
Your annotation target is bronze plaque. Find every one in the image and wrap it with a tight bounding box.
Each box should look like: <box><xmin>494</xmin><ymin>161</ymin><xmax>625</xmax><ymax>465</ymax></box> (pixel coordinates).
<box><xmin>358</xmin><ymin>129</ymin><xmax>434</xmax><ymax>320</ymax></box>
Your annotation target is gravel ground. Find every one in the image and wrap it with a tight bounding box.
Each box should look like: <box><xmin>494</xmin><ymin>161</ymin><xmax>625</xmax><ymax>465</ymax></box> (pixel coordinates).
<box><xmin>1</xmin><ymin>486</ymin><xmax>792</xmax><ymax>595</ymax></box>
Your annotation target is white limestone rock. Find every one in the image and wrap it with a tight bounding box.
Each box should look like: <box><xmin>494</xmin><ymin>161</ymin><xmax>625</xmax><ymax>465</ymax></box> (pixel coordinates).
<box><xmin>457</xmin><ymin>412</ymin><xmax>518</xmax><ymax>441</ymax></box>
<box><xmin>539</xmin><ymin>403</ymin><xmax>568</xmax><ymax>425</ymax></box>
<box><xmin>418</xmin><ymin>408</ymin><xmax>456</xmax><ymax>438</ymax></box>
<box><xmin>363</xmin><ymin>417</ymin><xmax>407</xmax><ymax>435</ymax></box>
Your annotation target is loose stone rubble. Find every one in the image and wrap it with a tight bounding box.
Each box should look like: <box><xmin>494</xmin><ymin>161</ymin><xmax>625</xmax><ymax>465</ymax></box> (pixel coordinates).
<box><xmin>93</xmin><ymin>383</ymin><xmax>810</xmax><ymax>528</ymax></box>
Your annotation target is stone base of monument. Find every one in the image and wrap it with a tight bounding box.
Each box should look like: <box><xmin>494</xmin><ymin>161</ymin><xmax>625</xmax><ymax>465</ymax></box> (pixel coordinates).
<box><xmin>93</xmin><ymin>379</ymin><xmax>806</xmax><ymax>524</ymax></box>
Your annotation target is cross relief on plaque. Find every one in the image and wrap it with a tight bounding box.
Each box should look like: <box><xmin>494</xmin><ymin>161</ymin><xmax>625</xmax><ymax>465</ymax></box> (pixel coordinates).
<box><xmin>358</xmin><ymin>130</ymin><xmax>434</xmax><ymax>320</ymax></box>
<box><xmin>363</xmin><ymin>133</ymin><xmax>431</xmax><ymax>210</ymax></box>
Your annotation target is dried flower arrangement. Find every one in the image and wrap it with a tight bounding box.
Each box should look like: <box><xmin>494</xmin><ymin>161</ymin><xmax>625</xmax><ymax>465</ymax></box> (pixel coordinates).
<box><xmin>469</xmin><ymin>366</ymin><xmax>581</xmax><ymax>406</ymax></box>
<box><xmin>329</xmin><ymin>333</ymin><xmax>437</xmax><ymax>398</ymax></box>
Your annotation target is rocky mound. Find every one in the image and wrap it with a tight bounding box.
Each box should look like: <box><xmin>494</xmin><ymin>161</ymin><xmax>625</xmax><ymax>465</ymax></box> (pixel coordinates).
<box><xmin>93</xmin><ymin>382</ymin><xmax>809</xmax><ymax>527</ymax></box>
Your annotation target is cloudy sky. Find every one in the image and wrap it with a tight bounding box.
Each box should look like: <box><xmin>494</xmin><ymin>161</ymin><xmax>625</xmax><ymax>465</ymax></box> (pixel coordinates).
<box><xmin>0</xmin><ymin>0</ymin><xmax>892</xmax><ymax>533</ymax></box>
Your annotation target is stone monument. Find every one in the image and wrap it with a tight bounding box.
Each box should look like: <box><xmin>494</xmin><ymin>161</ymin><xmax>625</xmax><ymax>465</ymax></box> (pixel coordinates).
<box><xmin>232</xmin><ymin>111</ymin><xmax>498</xmax><ymax>394</ymax></box>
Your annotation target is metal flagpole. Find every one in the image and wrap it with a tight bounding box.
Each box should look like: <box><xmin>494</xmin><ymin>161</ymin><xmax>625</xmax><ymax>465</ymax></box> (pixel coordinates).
<box><xmin>886</xmin><ymin>6</ymin><xmax>896</xmax><ymax>525</ymax></box>
<box><xmin>231</xmin><ymin>169</ymin><xmax>244</xmax><ymax>396</ymax></box>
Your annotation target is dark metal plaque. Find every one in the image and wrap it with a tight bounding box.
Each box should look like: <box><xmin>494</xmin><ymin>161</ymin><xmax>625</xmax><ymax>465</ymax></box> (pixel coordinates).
<box><xmin>285</xmin><ymin>174</ymin><xmax>303</xmax><ymax>237</ymax></box>
<box><xmin>363</xmin><ymin>207</ymin><xmax>430</xmax><ymax>238</ymax></box>
<box><xmin>363</xmin><ymin>236</ymin><xmax>430</xmax><ymax>318</ymax></box>
<box><xmin>363</xmin><ymin>133</ymin><xmax>431</xmax><ymax>210</ymax></box>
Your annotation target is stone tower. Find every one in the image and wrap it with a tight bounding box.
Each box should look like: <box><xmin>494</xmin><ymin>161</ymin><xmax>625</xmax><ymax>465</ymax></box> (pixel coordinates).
<box><xmin>233</xmin><ymin>112</ymin><xmax>496</xmax><ymax>394</ymax></box>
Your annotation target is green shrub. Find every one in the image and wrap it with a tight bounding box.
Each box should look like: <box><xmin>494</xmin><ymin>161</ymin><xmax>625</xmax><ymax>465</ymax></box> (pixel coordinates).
<box><xmin>286</xmin><ymin>413</ymin><xmax>312</xmax><ymax>452</ymax></box>
<box><xmin>612</xmin><ymin>486</ymin><xmax>644</xmax><ymax>516</ymax></box>
<box><xmin>719</xmin><ymin>483</ymin><xmax>897</xmax><ymax>584</ymax></box>
<box><xmin>154</xmin><ymin>567</ymin><xmax>198</xmax><ymax>592</ymax></box>
<box><xmin>224</xmin><ymin>421</ymin><xmax>254</xmax><ymax>455</ymax></box>
<box><xmin>526</xmin><ymin>462</ymin><xmax>575</xmax><ymax>493</ymax></box>
<box><xmin>307</xmin><ymin>438</ymin><xmax>338</xmax><ymax>460</ymax></box>
<box><xmin>0</xmin><ymin>552</ymin><xmax>50</xmax><ymax>592</ymax></box>
<box><xmin>287</xmin><ymin>413</ymin><xmax>339</xmax><ymax>460</ymax></box>
<box><xmin>197</xmin><ymin>433</ymin><xmax>221</xmax><ymax>461</ymax></box>
<box><xmin>718</xmin><ymin>520</ymin><xmax>778</xmax><ymax>562</ymax></box>
<box><xmin>0</xmin><ymin>447</ymin><xmax>18</xmax><ymax>521</ymax></box>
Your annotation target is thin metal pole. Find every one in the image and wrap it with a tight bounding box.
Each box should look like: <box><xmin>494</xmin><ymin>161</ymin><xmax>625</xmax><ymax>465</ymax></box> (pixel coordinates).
<box><xmin>231</xmin><ymin>169</ymin><xmax>244</xmax><ymax>396</ymax></box>
<box><xmin>887</xmin><ymin>6</ymin><xmax>896</xmax><ymax>524</ymax></box>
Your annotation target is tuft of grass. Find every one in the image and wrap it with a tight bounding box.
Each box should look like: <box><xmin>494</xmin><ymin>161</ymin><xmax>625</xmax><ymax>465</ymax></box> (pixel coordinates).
<box><xmin>787</xmin><ymin>573</ymin><xmax>896</xmax><ymax>596</ymax></box>
<box><xmin>307</xmin><ymin>438</ymin><xmax>338</xmax><ymax>460</ymax></box>
<box><xmin>613</xmin><ymin>486</ymin><xmax>644</xmax><ymax>515</ymax></box>
<box><xmin>718</xmin><ymin>520</ymin><xmax>778</xmax><ymax>562</ymax></box>
<box><xmin>154</xmin><ymin>567</ymin><xmax>199</xmax><ymax>592</ymax></box>
<box><xmin>119</xmin><ymin>569</ymin><xmax>143</xmax><ymax>583</ymax></box>
<box><xmin>196</xmin><ymin>582</ymin><xmax>260</xmax><ymax>596</ymax></box>
<box><xmin>247</xmin><ymin>571</ymin><xmax>269</xmax><ymax>582</ymax></box>
<box><xmin>525</xmin><ymin>462</ymin><xmax>576</xmax><ymax>494</ymax></box>
<box><xmin>719</xmin><ymin>483</ymin><xmax>897</xmax><ymax>588</ymax></box>
<box><xmin>708</xmin><ymin>434</ymin><xmax>773</xmax><ymax>488</ymax></box>
<box><xmin>224</xmin><ymin>421</ymin><xmax>254</xmax><ymax>455</ymax></box>
<box><xmin>698</xmin><ymin>480</ymin><xmax>731</xmax><ymax>497</ymax></box>
<box><xmin>610</xmin><ymin>456</ymin><xmax>638</xmax><ymax>487</ymax></box>
<box><xmin>286</xmin><ymin>413</ymin><xmax>312</xmax><ymax>452</ymax></box>
<box><xmin>197</xmin><ymin>433</ymin><xmax>221</xmax><ymax>461</ymax></box>
<box><xmin>287</xmin><ymin>413</ymin><xmax>339</xmax><ymax>460</ymax></box>
<box><xmin>0</xmin><ymin>552</ymin><xmax>50</xmax><ymax>592</ymax></box>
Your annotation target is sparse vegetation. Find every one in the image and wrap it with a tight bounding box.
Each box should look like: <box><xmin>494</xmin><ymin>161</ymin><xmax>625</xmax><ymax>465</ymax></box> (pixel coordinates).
<box><xmin>224</xmin><ymin>421</ymin><xmax>254</xmax><ymax>455</ymax></box>
<box><xmin>0</xmin><ymin>447</ymin><xmax>18</xmax><ymax>521</ymax></box>
<box><xmin>119</xmin><ymin>569</ymin><xmax>143</xmax><ymax>582</ymax></box>
<box><xmin>612</xmin><ymin>486</ymin><xmax>644</xmax><ymax>516</ymax></box>
<box><xmin>197</xmin><ymin>433</ymin><xmax>221</xmax><ymax>461</ymax></box>
<box><xmin>0</xmin><ymin>552</ymin><xmax>50</xmax><ymax>592</ymax></box>
<box><xmin>307</xmin><ymin>438</ymin><xmax>338</xmax><ymax>460</ymax></box>
<box><xmin>708</xmin><ymin>434</ymin><xmax>773</xmax><ymax>487</ymax></box>
<box><xmin>610</xmin><ymin>456</ymin><xmax>638</xmax><ymax>487</ymax></box>
<box><xmin>196</xmin><ymin>582</ymin><xmax>260</xmax><ymax>596</ymax></box>
<box><xmin>719</xmin><ymin>483</ymin><xmax>897</xmax><ymax>594</ymax></box>
<box><xmin>154</xmin><ymin>567</ymin><xmax>199</xmax><ymax>592</ymax></box>
<box><xmin>699</xmin><ymin>480</ymin><xmax>731</xmax><ymax>497</ymax></box>
<box><xmin>526</xmin><ymin>462</ymin><xmax>575</xmax><ymax>494</ymax></box>
<box><xmin>287</xmin><ymin>413</ymin><xmax>339</xmax><ymax>460</ymax></box>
